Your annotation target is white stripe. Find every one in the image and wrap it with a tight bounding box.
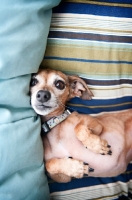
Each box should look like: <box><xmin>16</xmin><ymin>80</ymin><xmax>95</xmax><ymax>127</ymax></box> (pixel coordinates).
<box><xmin>50</xmin><ymin>180</ymin><xmax>132</xmax><ymax>200</ymax></box>
<box><xmin>51</xmin><ymin>14</ymin><xmax>132</xmax><ymax>28</ymax></box>
<box><xmin>51</xmin><ymin>13</ymin><xmax>132</xmax><ymax>37</ymax></box>
<box><xmin>52</xmin><ymin>13</ymin><xmax>132</xmax><ymax>23</ymax></box>
<box><xmin>48</xmin><ymin>38</ymin><xmax>132</xmax><ymax>49</ymax></box>
<box><xmin>90</xmin><ymin>85</ymin><xmax>132</xmax><ymax>99</ymax></box>
<box><xmin>51</xmin><ymin>19</ymin><xmax>132</xmax><ymax>32</ymax></box>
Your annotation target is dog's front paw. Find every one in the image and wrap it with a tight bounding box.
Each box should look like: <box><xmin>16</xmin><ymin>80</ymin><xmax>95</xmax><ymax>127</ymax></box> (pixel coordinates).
<box><xmin>66</xmin><ymin>158</ymin><xmax>94</xmax><ymax>178</ymax></box>
<box><xmin>100</xmin><ymin>138</ymin><xmax>112</xmax><ymax>155</ymax></box>
<box><xmin>83</xmin><ymin>134</ymin><xmax>112</xmax><ymax>155</ymax></box>
<box><xmin>75</xmin><ymin>123</ymin><xmax>112</xmax><ymax>155</ymax></box>
<box><xmin>98</xmin><ymin>139</ymin><xmax>112</xmax><ymax>155</ymax></box>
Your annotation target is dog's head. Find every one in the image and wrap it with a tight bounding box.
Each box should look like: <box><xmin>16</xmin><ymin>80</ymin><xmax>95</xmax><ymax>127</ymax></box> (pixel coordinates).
<box><xmin>30</xmin><ymin>68</ymin><xmax>93</xmax><ymax>116</ymax></box>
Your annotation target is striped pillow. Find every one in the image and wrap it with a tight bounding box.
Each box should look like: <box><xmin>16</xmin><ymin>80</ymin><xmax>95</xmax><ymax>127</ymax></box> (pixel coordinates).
<box><xmin>42</xmin><ymin>0</ymin><xmax>132</xmax><ymax>199</ymax></box>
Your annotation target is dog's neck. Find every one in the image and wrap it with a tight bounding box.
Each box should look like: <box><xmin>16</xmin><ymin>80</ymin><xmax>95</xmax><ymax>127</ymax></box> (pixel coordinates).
<box><xmin>41</xmin><ymin>109</ymin><xmax>71</xmax><ymax>134</ymax></box>
<box><xmin>41</xmin><ymin>108</ymin><xmax>66</xmax><ymax>123</ymax></box>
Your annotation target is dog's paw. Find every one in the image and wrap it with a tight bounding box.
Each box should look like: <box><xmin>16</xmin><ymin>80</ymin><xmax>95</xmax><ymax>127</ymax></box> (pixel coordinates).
<box><xmin>100</xmin><ymin>138</ymin><xmax>112</xmax><ymax>155</ymax></box>
<box><xmin>83</xmin><ymin>134</ymin><xmax>112</xmax><ymax>155</ymax></box>
<box><xmin>63</xmin><ymin>158</ymin><xmax>94</xmax><ymax>178</ymax></box>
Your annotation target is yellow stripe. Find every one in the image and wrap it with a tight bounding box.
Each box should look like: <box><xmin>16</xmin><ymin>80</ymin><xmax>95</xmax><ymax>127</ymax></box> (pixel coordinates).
<box><xmin>47</xmin><ymin>40</ymin><xmax>132</xmax><ymax>52</ymax></box>
<box><xmin>67</xmin><ymin>101</ymin><xmax>132</xmax><ymax>109</ymax></box>
<box><xmin>123</xmin><ymin>170</ymin><xmax>132</xmax><ymax>175</ymax></box>
<box><xmin>64</xmin><ymin>0</ymin><xmax>132</xmax><ymax>8</ymax></box>
<box><xmin>45</xmin><ymin>45</ymin><xmax>132</xmax><ymax>62</ymax></box>
<box><xmin>50</xmin><ymin>26</ymin><xmax>132</xmax><ymax>35</ymax></box>
<box><xmin>42</xmin><ymin>59</ymin><xmax>132</xmax><ymax>76</ymax></box>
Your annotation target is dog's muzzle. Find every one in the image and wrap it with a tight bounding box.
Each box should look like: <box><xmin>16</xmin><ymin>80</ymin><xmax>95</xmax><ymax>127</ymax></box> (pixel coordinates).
<box><xmin>36</xmin><ymin>90</ymin><xmax>51</xmax><ymax>103</ymax></box>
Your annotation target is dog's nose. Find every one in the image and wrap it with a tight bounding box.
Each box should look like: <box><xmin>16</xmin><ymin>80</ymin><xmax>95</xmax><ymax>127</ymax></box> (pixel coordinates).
<box><xmin>36</xmin><ymin>90</ymin><xmax>51</xmax><ymax>103</ymax></box>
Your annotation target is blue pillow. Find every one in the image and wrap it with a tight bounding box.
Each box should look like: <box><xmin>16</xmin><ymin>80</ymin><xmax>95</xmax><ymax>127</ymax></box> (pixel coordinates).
<box><xmin>0</xmin><ymin>0</ymin><xmax>61</xmax><ymax>200</ymax></box>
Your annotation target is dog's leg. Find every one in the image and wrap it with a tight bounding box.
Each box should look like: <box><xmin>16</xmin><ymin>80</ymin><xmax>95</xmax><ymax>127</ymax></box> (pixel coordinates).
<box><xmin>45</xmin><ymin>157</ymin><xmax>91</xmax><ymax>183</ymax></box>
<box><xmin>48</xmin><ymin>173</ymin><xmax>72</xmax><ymax>183</ymax></box>
<box><xmin>75</xmin><ymin>121</ymin><xmax>111</xmax><ymax>155</ymax></box>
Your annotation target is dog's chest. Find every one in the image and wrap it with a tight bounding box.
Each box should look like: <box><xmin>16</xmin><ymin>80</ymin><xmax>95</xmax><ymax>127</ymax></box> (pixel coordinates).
<box><xmin>45</xmin><ymin>119</ymin><xmax>81</xmax><ymax>157</ymax></box>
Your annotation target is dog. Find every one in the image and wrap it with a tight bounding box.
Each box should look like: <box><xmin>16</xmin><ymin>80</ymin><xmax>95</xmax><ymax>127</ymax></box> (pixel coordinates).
<box><xmin>30</xmin><ymin>68</ymin><xmax>132</xmax><ymax>183</ymax></box>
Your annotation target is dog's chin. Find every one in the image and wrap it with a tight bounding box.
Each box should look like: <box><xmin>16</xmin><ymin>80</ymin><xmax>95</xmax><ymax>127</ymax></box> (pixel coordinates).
<box><xmin>32</xmin><ymin>105</ymin><xmax>57</xmax><ymax>116</ymax></box>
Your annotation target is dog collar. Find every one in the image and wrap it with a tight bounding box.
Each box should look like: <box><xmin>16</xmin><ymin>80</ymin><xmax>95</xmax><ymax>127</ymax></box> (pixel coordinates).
<box><xmin>42</xmin><ymin>109</ymin><xmax>71</xmax><ymax>134</ymax></box>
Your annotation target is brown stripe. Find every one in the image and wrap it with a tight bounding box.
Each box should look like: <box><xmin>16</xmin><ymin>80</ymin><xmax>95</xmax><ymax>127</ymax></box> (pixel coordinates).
<box><xmin>82</xmin><ymin>78</ymin><xmax>132</xmax><ymax>86</ymax></box>
<box><xmin>48</xmin><ymin>31</ymin><xmax>132</xmax><ymax>43</ymax></box>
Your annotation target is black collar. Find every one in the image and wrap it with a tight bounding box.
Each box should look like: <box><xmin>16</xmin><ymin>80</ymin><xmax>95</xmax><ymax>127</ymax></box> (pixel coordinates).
<box><xmin>42</xmin><ymin>109</ymin><xmax>71</xmax><ymax>134</ymax></box>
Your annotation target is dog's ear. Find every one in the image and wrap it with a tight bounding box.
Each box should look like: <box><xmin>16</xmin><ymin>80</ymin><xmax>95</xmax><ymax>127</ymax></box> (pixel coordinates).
<box><xmin>68</xmin><ymin>75</ymin><xmax>93</xmax><ymax>100</ymax></box>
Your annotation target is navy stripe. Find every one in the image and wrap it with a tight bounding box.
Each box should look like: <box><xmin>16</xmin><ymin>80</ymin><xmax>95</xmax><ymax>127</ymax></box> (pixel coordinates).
<box><xmin>67</xmin><ymin>103</ymin><xmax>132</xmax><ymax>114</ymax></box>
<box><xmin>49</xmin><ymin>163</ymin><xmax>132</xmax><ymax>192</ymax></box>
<box><xmin>68</xmin><ymin>96</ymin><xmax>132</xmax><ymax>107</ymax></box>
<box><xmin>44</xmin><ymin>56</ymin><xmax>132</xmax><ymax>65</ymax></box>
<box><xmin>68</xmin><ymin>104</ymin><xmax>132</xmax><ymax>114</ymax></box>
<box><xmin>67</xmin><ymin>96</ymin><xmax>132</xmax><ymax>114</ymax></box>
<box><xmin>48</xmin><ymin>31</ymin><xmax>132</xmax><ymax>44</ymax></box>
<box><xmin>53</xmin><ymin>2</ymin><xmax>132</xmax><ymax>18</ymax></box>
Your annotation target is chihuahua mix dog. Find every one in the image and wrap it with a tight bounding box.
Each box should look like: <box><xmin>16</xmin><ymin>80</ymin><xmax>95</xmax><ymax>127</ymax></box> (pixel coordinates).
<box><xmin>30</xmin><ymin>68</ymin><xmax>132</xmax><ymax>183</ymax></box>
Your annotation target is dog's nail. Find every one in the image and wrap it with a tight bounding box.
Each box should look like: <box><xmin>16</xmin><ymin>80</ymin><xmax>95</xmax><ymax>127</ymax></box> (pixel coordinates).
<box><xmin>108</xmin><ymin>150</ymin><xmax>112</xmax><ymax>155</ymax></box>
<box><xmin>89</xmin><ymin>167</ymin><xmax>94</xmax><ymax>172</ymax></box>
<box><xmin>101</xmin><ymin>153</ymin><xmax>105</xmax><ymax>155</ymax></box>
<box><xmin>84</xmin><ymin>162</ymin><xmax>89</xmax><ymax>166</ymax></box>
<box><xmin>107</xmin><ymin>145</ymin><xmax>111</xmax><ymax>148</ymax></box>
<box><xmin>68</xmin><ymin>157</ymin><xmax>73</xmax><ymax>159</ymax></box>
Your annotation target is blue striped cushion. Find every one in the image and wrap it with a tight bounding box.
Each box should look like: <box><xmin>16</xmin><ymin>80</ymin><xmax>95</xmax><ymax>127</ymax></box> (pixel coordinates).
<box><xmin>42</xmin><ymin>0</ymin><xmax>132</xmax><ymax>199</ymax></box>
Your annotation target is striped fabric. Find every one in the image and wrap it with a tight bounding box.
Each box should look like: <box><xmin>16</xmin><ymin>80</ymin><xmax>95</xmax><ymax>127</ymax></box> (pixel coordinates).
<box><xmin>42</xmin><ymin>0</ymin><xmax>132</xmax><ymax>199</ymax></box>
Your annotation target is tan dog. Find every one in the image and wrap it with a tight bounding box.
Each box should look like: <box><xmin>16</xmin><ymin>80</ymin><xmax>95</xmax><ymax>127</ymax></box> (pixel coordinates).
<box><xmin>30</xmin><ymin>68</ymin><xmax>132</xmax><ymax>183</ymax></box>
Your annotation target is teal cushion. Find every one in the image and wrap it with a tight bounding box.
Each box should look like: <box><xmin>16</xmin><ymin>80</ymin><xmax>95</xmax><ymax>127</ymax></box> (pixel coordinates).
<box><xmin>0</xmin><ymin>0</ymin><xmax>61</xmax><ymax>200</ymax></box>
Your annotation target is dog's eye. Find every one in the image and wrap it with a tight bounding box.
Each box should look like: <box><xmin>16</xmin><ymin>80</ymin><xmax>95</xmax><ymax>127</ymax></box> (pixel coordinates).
<box><xmin>55</xmin><ymin>80</ymin><xmax>65</xmax><ymax>90</ymax></box>
<box><xmin>30</xmin><ymin>78</ymin><xmax>38</xmax><ymax>87</ymax></box>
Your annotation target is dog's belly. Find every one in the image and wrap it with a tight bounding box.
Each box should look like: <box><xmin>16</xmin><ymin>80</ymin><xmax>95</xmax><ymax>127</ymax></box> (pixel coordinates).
<box><xmin>71</xmin><ymin>128</ymin><xmax>127</xmax><ymax>177</ymax></box>
<box><xmin>69</xmin><ymin>122</ymin><xmax>127</xmax><ymax>177</ymax></box>
<box><xmin>50</xmin><ymin>142</ymin><xmax>71</xmax><ymax>158</ymax></box>
<box><xmin>47</xmin><ymin>135</ymin><xmax>126</xmax><ymax>177</ymax></box>
<box><xmin>45</xmin><ymin>128</ymin><xmax>126</xmax><ymax>177</ymax></box>
<box><xmin>44</xmin><ymin>113</ymin><xmax>130</xmax><ymax>177</ymax></box>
